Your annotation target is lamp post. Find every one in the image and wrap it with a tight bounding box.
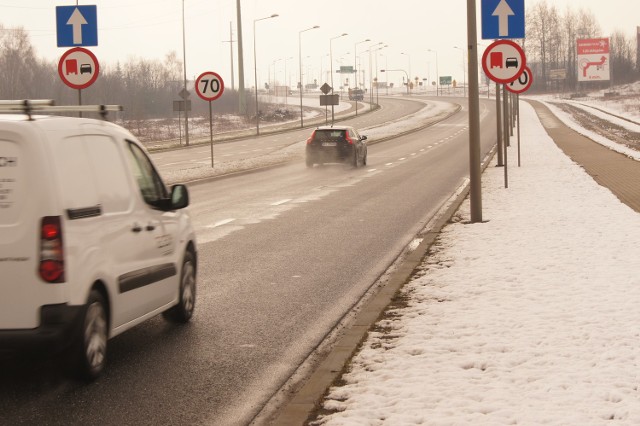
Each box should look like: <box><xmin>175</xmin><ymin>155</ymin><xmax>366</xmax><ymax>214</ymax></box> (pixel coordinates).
<box><xmin>428</xmin><ymin>49</ymin><xmax>439</xmax><ymax>96</ymax></box>
<box><xmin>401</xmin><ymin>52</ymin><xmax>412</xmax><ymax>92</ymax></box>
<box><xmin>454</xmin><ymin>45</ymin><xmax>466</xmax><ymax>97</ymax></box>
<box><xmin>298</xmin><ymin>25</ymin><xmax>319</xmax><ymax>128</ymax></box>
<box><xmin>329</xmin><ymin>33</ymin><xmax>348</xmax><ymax>124</ymax></box>
<box><xmin>181</xmin><ymin>0</ymin><xmax>190</xmax><ymax>146</ymax></box>
<box><xmin>253</xmin><ymin>13</ymin><xmax>278</xmax><ymax>136</ymax></box>
<box><xmin>354</xmin><ymin>38</ymin><xmax>370</xmax><ymax>116</ymax></box>
<box><xmin>380</xmin><ymin>69</ymin><xmax>409</xmax><ymax>96</ymax></box>
<box><xmin>373</xmin><ymin>44</ymin><xmax>387</xmax><ymax>103</ymax></box>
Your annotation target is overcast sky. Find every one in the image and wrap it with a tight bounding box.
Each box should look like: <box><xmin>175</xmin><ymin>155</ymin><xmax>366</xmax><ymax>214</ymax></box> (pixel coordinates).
<box><xmin>1</xmin><ymin>0</ymin><xmax>638</xmax><ymax>90</ymax></box>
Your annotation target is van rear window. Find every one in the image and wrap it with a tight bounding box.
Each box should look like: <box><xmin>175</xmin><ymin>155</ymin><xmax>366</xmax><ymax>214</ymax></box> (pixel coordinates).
<box><xmin>0</xmin><ymin>139</ymin><xmax>22</xmax><ymax>225</ymax></box>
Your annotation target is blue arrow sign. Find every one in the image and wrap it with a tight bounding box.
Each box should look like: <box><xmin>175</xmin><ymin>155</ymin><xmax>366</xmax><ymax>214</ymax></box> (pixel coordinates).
<box><xmin>56</xmin><ymin>5</ymin><xmax>98</xmax><ymax>47</ymax></box>
<box><xmin>481</xmin><ymin>0</ymin><xmax>525</xmax><ymax>40</ymax></box>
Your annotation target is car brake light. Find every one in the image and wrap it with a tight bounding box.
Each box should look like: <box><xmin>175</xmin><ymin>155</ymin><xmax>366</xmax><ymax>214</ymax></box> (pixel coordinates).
<box><xmin>306</xmin><ymin>130</ymin><xmax>316</xmax><ymax>145</ymax></box>
<box><xmin>345</xmin><ymin>134</ymin><xmax>354</xmax><ymax>144</ymax></box>
<box><xmin>39</xmin><ymin>216</ymin><xmax>65</xmax><ymax>283</ymax></box>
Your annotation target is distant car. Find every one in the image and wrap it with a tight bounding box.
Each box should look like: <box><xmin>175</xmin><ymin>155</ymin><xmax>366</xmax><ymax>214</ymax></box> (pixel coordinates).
<box><xmin>505</xmin><ymin>57</ymin><xmax>518</xmax><ymax>68</ymax></box>
<box><xmin>80</xmin><ymin>64</ymin><xmax>92</xmax><ymax>74</ymax></box>
<box><xmin>306</xmin><ymin>125</ymin><xmax>368</xmax><ymax>168</ymax></box>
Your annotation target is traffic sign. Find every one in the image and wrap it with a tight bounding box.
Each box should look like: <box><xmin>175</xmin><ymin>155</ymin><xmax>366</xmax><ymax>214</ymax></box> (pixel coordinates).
<box><xmin>320</xmin><ymin>83</ymin><xmax>332</xmax><ymax>95</ymax></box>
<box><xmin>506</xmin><ymin>66</ymin><xmax>533</xmax><ymax>93</ymax></box>
<box><xmin>58</xmin><ymin>47</ymin><xmax>99</xmax><ymax>89</ymax></box>
<box><xmin>577</xmin><ymin>38</ymin><xmax>610</xmax><ymax>82</ymax></box>
<box><xmin>482</xmin><ymin>40</ymin><xmax>526</xmax><ymax>84</ymax></box>
<box><xmin>195</xmin><ymin>72</ymin><xmax>225</xmax><ymax>101</ymax></box>
<box><xmin>481</xmin><ymin>0</ymin><xmax>525</xmax><ymax>39</ymax></box>
<box><xmin>56</xmin><ymin>5</ymin><xmax>98</xmax><ymax>47</ymax></box>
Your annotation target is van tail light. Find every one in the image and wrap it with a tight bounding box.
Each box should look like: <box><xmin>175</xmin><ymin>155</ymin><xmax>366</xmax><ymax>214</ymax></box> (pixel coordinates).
<box><xmin>306</xmin><ymin>130</ymin><xmax>316</xmax><ymax>145</ymax></box>
<box><xmin>39</xmin><ymin>216</ymin><xmax>65</xmax><ymax>283</ymax></box>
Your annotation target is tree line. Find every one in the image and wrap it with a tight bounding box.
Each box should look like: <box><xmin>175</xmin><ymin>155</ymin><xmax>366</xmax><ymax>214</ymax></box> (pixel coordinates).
<box><xmin>524</xmin><ymin>1</ymin><xmax>639</xmax><ymax>92</ymax></box>
<box><xmin>0</xmin><ymin>25</ymin><xmax>247</xmax><ymax>122</ymax></box>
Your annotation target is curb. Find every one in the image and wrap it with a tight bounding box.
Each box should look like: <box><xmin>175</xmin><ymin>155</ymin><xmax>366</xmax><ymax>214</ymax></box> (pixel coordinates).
<box><xmin>261</xmin><ymin>145</ymin><xmax>498</xmax><ymax>426</ymax></box>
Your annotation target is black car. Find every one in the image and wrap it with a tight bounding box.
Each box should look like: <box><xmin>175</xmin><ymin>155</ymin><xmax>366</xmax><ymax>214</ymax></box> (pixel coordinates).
<box><xmin>306</xmin><ymin>125</ymin><xmax>368</xmax><ymax>168</ymax></box>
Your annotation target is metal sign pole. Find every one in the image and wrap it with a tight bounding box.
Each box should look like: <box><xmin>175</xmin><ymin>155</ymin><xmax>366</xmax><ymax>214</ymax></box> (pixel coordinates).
<box><xmin>503</xmin><ymin>84</ymin><xmax>509</xmax><ymax>188</ymax></box>
<box><xmin>209</xmin><ymin>101</ymin><xmax>214</xmax><ymax>168</ymax></box>
<box><xmin>517</xmin><ymin>93</ymin><xmax>521</xmax><ymax>167</ymax></box>
<box><xmin>496</xmin><ymin>81</ymin><xmax>503</xmax><ymax>166</ymax></box>
<box><xmin>467</xmin><ymin>0</ymin><xmax>482</xmax><ymax>223</ymax></box>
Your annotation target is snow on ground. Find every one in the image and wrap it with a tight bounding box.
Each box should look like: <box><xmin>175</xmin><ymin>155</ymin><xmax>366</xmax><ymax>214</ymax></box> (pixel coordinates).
<box><xmin>312</xmin><ymin>100</ymin><xmax>640</xmax><ymax>425</ymax></box>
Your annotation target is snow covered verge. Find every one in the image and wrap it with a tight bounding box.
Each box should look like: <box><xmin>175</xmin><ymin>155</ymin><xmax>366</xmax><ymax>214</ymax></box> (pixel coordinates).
<box><xmin>311</xmin><ymin>100</ymin><xmax>640</xmax><ymax>424</ymax></box>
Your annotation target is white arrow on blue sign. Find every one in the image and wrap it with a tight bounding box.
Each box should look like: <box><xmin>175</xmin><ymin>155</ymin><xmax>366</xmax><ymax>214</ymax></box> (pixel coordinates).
<box><xmin>56</xmin><ymin>5</ymin><xmax>98</xmax><ymax>47</ymax></box>
<box><xmin>481</xmin><ymin>0</ymin><xmax>525</xmax><ymax>40</ymax></box>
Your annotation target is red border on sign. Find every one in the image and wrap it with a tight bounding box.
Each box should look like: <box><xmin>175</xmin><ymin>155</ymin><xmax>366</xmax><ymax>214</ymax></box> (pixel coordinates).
<box><xmin>482</xmin><ymin>40</ymin><xmax>527</xmax><ymax>85</ymax></box>
<box><xmin>195</xmin><ymin>71</ymin><xmax>225</xmax><ymax>101</ymax></box>
<box><xmin>58</xmin><ymin>47</ymin><xmax>100</xmax><ymax>90</ymax></box>
<box><xmin>506</xmin><ymin>66</ymin><xmax>533</xmax><ymax>94</ymax></box>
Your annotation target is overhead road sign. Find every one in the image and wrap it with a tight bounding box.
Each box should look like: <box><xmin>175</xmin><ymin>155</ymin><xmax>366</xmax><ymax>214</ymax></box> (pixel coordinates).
<box><xmin>195</xmin><ymin>71</ymin><xmax>225</xmax><ymax>101</ymax></box>
<box><xmin>58</xmin><ymin>47</ymin><xmax>99</xmax><ymax>89</ymax></box>
<box><xmin>506</xmin><ymin>66</ymin><xmax>533</xmax><ymax>93</ymax></box>
<box><xmin>56</xmin><ymin>5</ymin><xmax>98</xmax><ymax>47</ymax></box>
<box><xmin>481</xmin><ymin>0</ymin><xmax>525</xmax><ymax>39</ymax></box>
<box><xmin>482</xmin><ymin>40</ymin><xmax>526</xmax><ymax>84</ymax></box>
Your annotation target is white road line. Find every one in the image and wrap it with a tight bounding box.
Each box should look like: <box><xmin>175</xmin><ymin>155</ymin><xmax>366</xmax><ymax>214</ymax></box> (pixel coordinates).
<box><xmin>271</xmin><ymin>199</ymin><xmax>292</xmax><ymax>206</ymax></box>
<box><xmin>385</xmin><ymin>163</ymin><xmax>394</xmax><ymax>166</ymax></box>
<box><xmin>206</xmin><ymin>218</ymin><xmax>236</xmax><ymax>228</ymax></box>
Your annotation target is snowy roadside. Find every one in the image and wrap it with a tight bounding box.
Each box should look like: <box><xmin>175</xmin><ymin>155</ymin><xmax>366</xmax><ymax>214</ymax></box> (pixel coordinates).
<box><xmin>311</xmin><ymin>100</ymin><xmax>640</xmax><ymax>424</ymax></box>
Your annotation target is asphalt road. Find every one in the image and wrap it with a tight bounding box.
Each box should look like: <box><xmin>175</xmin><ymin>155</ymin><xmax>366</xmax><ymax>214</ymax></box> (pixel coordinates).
<box><xmin>0</xmin><ymin>96</ymin><xmax>497</xmax><ymax>426</ymax></box>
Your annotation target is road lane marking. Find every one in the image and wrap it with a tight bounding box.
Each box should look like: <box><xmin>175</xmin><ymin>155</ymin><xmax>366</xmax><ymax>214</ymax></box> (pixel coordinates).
<box><xmin>271</xmin><ymin>199</ymin><xmax>292</xmax><ymax>206</ymax></box>
<box><xmin>206</xmin><ymin>218</ymin><xmax>236</xmax><ymax>228</ymax></box>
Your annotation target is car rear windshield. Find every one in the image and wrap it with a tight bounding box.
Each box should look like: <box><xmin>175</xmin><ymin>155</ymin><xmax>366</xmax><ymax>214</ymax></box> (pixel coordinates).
<box><xmin>314</xmin><ymin>130</ymin><xmax>345</xmax><ymax>141</ymax></box>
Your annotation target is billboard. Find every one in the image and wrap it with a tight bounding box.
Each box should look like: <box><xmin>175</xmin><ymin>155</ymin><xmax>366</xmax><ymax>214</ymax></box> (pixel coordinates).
<box><xmin>577</xmin><ymin>38</ymin><xmax>610</xmax><ymax>82</ymax></box>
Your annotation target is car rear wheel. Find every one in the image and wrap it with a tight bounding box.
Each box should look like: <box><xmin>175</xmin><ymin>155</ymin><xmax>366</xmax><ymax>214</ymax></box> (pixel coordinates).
<box><xmin>163</xmin><ymin>250</ymin><xmax>196</xmax><ymax>323</ymax></box>
<box><xmin>306</xmin><ymin>156</ymin><xmax>314</xmax><ymax>168</ymax></box>
<box><xmin>68</xmin><ymin>289</ymin><xmax>108</xmax><ymax>381</ymax></box>
<box><xmin>352</xmin><ymin>149</ymin><xmax>359</xmax><ymax>168</ymax></box>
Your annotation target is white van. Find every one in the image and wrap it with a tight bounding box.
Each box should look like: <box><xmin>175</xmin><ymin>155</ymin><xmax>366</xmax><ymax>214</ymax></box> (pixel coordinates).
<box><xmin>0</xmin><ymin>101</ymin><xmax>197</xmax><ymax>380</ymax></box>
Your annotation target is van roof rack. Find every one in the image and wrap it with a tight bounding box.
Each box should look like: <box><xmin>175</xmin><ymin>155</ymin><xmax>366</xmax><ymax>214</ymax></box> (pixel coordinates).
<box><xmin>0</xmin><ymin>100</ymin><xmax>123</xmax><ymax>120</ymax></box>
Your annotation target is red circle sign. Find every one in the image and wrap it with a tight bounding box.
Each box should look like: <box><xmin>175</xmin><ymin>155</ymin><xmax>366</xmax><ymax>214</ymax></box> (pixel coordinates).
<box><xmin>506</xmin><ymin>66</ymin><xmax>533</xmax><ymax>94</ymax></box>
<box><xmin>58</xmin><ymin>47</ymin><xmax>99</xmax><ymax>90</ymax></box>
<box><xmin>195</xmin><ymin>71</ymin><xmax>225</xmax><ymax>101</ymax></box>
<box><xmin>482</xmin><ymin>40</ymin><xmax>526</xmax><ymax>85</ymax></box>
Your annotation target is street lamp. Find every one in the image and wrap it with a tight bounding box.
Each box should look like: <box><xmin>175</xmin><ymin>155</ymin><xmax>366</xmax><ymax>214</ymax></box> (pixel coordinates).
<box><xmin>380</xmin><ymin>68</ymin><xmax>409</xmax><ymax>96</ymax></box>
<box><xmin>299</xmin><ymin>25</ymin><xmax>319</xmax><ymax>128</ymax></box>
<box><xmin>253</xmin><ymin>13</ymin><xmax>278</xmax><ymax>136</ymax></box>
<box><xmin>181</xmin><ymin>0</ymin><xmax>189</xmax><ymax>146</ymax></box>
<box><xmin>428</xmin><ymin>49</ymin><xmax>439</xmax><ymax>96</ymax></box>
<box><xmin>401</xmin><ymin>52</ymin><xmax>412</xmax><ymax>90</ymax></box>
<box><xmin>454</xmin><ymin>45</ymin><xmax>466</xmax><ymax>97</ymax></box>
<box><xmin>329</xmin><ymin>33</ymin><xmax>348</xmax><ymax>124</ymax></box>
<box><xmin>373</xmin><ymin>44</ymin><xmax>387</xmax><ymax>103</ymax></box>
<box><xmin>354</xmin><ymin>38</ymin><xmax>370</xmax><ymax>116</ymax></box>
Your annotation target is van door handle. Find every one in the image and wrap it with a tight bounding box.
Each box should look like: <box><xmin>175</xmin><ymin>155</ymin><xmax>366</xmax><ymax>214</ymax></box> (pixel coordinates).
<box><xmin>131</xmin><ymin>223</ymin><xmax>142</xmax><ymax>233</ymax></box>
<box><xmin>146</xmin><ymin>222</ymin><xmax>157</xmax><ymax>231</ymax></box>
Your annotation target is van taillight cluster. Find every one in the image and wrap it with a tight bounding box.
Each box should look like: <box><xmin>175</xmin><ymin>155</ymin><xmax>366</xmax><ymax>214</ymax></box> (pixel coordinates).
<box><xmin>39</xmin><ymin>216</ymin><xmax>65</xmax><ymax>283</ymax></box>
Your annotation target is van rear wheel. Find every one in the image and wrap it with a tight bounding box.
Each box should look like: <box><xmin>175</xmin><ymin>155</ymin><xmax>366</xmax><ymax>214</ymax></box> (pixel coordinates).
<box><xmin>68</xmin><ymin>289</ymin><xmax>108</xmax><ymax>381</ymax></box>
<box><xmin>163</xmin><ymin>250</ymin><xmax>196</xmax><ymax>323</ymax></box>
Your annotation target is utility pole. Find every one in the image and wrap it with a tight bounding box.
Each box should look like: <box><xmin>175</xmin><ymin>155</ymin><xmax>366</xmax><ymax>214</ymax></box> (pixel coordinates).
<box><xmin>222</xmin><ymin>22</ymin><xmax>235</xmax><ymax>91</ymax></box>
<box><xmin>236</xmin><ymin>0</ymin><xmax>246</xmax><ymax>115</ymax></box>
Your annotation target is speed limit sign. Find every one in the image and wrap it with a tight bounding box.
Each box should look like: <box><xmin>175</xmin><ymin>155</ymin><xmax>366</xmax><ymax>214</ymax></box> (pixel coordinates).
<box><xmin>195</xmin><ymin>71</ymin><xmax>224</xmax><ymax>101</ymax></box>
<box><xmin>506</xmin><ymin>66</ymin><xmax>533</xmax><ymax>94</ymax></box>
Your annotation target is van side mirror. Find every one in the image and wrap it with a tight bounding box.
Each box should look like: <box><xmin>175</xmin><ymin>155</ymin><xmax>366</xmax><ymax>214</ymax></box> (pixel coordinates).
<box><xmin>170</xmin><ymin>184</ymin><xmax>190</xmax><ymax>210</ymax></box>
<box><xmin>361</xmin><ymin>135</ymin><xmax>368</xmax><ymax>141</ymax></box>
